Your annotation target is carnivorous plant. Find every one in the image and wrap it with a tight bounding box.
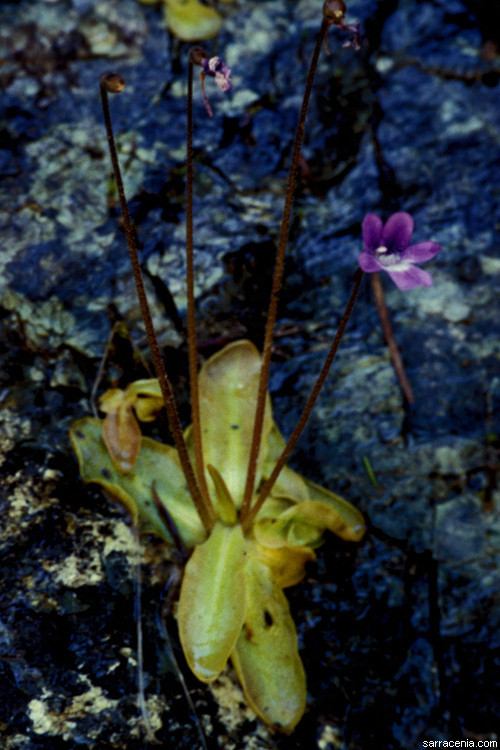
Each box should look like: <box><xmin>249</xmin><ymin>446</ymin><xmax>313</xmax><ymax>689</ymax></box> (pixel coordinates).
<box><xmin>70</xmin><ymin>0</ymin><xmax>440</xmax><ymax>734</ymax></box>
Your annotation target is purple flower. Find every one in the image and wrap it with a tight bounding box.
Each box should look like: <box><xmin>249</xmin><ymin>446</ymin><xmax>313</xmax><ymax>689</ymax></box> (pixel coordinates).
<box><xmin>200</xmin><ymin>55</ymin><xmax>232</xmax><ymax>117</ymax></box>
<box><xmin>336</xmin><ymin>18</ymin><xmax>362</xmax><ymax>50</ymax></box>
<box><xmin>358</xmin><ymin>212</ymin><xmax>441</xmax><ymax>290</ymax></box>
<box><xmin>202</xmin><ymin>56</ymin><xmax>232</xmax><ymax>93</ymax></box>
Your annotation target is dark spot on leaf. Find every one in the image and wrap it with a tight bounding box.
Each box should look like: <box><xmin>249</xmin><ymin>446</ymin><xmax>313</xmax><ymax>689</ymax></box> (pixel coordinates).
<box><xmin>231</xmin><ymin>424</ymin><xmax>239</xmax><ymax>430</ymax></box>
<box><xmin>100</xmin><ymin>468</ymin><xmax>111</xmax><ymax>479</ymax></box>
<box><xmin>263</xmin><ymin>610</ymin><xmax>273</xmax><ymax>628</ymax></box>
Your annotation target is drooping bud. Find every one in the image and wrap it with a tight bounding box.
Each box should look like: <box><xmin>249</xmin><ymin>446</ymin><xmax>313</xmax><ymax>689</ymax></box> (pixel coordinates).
<box><xmin>100</xmin><ymin>72</ymin><xmax>126</xmax><ymax>94</ymax></box>
<box><xmin>323</xmin><ymin>0</ymin><xmax>346</xmax><ymax>23</ymax></box>
<box><xmin>189</xmin><ymin>46</ymin><xmax>232</xmax><ymax>117</ymax></box>
<box><xmin>323</xmin><ymin>1</ymin><xmax>362</xmax><ymax>50</ymax></box>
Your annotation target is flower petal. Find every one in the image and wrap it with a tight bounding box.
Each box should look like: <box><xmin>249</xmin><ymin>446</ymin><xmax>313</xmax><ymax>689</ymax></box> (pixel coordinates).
<box><xmin>401</xmin><ymin>241</ymin><xmax>441</xmax><ymax>263</ymax></box>
<box><xmin>178</xmin><ymin>522</ymin><xmax>247</xmax><ymax>682</ymax></box>
<box><xmin>231</xmin><ymin>556</ymin><xmax>306</xmax><ymax>733</ymax></box>
<box><xmin>387</xmin><ymin>265</ymin><xmax>434</xmax><ymax>290</ymax></box>
<box><xmin>358</xmin><ymin>251</ymin><xmax>383</xmax><ymax>273</ymax></box>
<box><xmin>197</xmin><ymin>340</ymin><xmax>273</xmax><ymax>509</ymax></box>
<box><xmin>381</xmin><ymin>212</ymin><xmax>414</xmax><ymax>253</ymax></box>
<box><xmin>362</xmin><ymin>213</ymin><xmax>383</xmax><ymax>252</ymax></box>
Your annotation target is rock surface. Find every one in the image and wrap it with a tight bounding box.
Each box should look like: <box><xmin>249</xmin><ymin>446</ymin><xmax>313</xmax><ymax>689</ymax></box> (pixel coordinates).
<box><xmin>0</xmin><ymin>0</ymin><xmax>499</xmax><ymax>747</ymax></box>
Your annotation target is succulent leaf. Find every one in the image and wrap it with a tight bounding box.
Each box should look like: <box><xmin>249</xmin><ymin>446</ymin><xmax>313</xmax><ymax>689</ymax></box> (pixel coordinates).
<box><xmin>303</xmin><ymin>479</ymin><xmax>366</xmax><ymax>542</ymax></box>
<box><xmin>231</xmin><ymin>555</ymin><xmax>306</xmax><ymax>734</ymax></box>
<box><xmin>178</xmin><ymin>522</ymin><xmax>247</xmax><ymax>682</ymax></box>
<box><xmin>196</xmin><ymin>340</ymin><xmax>273</xmax><ymax>509</ymax></box>
<box><xmin>163</xmin><ymin>0</ymin><xmax>221</xmax><ymax>41</ymax></box>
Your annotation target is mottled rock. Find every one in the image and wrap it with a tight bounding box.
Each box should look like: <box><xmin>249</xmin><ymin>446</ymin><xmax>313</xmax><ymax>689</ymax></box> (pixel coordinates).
<box><xmin>1</xmin><ymin>0</ymin><xmax>499</xmax><ymax>747</ymax></box>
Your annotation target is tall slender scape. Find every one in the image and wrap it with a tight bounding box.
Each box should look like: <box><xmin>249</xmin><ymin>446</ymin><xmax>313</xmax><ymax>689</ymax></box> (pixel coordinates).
<box><xmin>184</xmin><ymin>50</ymin><xmax>212</xmax><ymax>507</ymax></box>
<box><xmin>243</xmin><ymin>267</ymin><xmax>364</xmax><ymax>531</ymax></box>
<box><xmin>99</xmin><ymin>72</ymin><xmax>216</xmax><ymax>532</ymax></box>
<box><xmin>370</xmin><ymin>273</ymin><xmax>415</xmax><ymax>403</ymax></box>
<box><xmin>99</xmin><ymin>2</ymin><xmax>363</xmax><ymax>531</ymax></box>
<box><xmin>239</xmin><ymin>15</ymin><xmax>330</xmax><ymax>521</ymax></box>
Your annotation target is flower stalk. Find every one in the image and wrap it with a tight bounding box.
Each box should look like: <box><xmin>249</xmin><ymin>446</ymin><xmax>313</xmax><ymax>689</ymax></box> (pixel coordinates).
<box><xmin>99</xmin><ymin>72</ymin><xmax>216</xmax><ymax>532</ymax></box>
<box><xmin>242</xmin><ymin>269</ymin><xmax>364</xmax><ymax>532</ymax></box>
<box><xmin>186</xmin><ymin>51</ymin><xmax>213</xmax><ymax>508</ymax></box>
<box><xmin>240</xmin><ymin>12</ymin><xmax>332</xmax><ymax>521</ymax></box>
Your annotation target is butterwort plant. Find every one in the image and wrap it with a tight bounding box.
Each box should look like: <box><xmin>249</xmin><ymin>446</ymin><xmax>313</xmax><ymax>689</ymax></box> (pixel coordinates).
<box><xmin>70</xmin><ymin>0</ymin><xmax>441</xmax><ymax>736</ymax></box>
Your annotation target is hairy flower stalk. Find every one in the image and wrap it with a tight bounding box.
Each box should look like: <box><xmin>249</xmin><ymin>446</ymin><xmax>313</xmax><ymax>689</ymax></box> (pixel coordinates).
<box><xmin>99</xmin><ymin>72</ymin><xmax>216</xmax><ymax>532</ymax></box>
<box><xmin>241</xmin><ymin>2</ymin><xmax>361</xmax><ymax>523</ymax></box>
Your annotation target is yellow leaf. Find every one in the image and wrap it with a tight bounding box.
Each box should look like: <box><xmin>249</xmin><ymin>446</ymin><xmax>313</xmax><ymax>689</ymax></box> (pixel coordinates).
<box><xmin>264</xmin><ymin>425</ymin><xmax>310</xmax><ymax>504</ymax></box>
<box><xmin>197</xmin><ymin>340</ymin><xmax>272</xmax><ymax>509</ymax></box>
<box><xmin>126</xmin><ymin>379</ymin><xmax>163</xmax><ymax>422</ymax></box>
<box><xmin>69</xmin><ymin>418</ymin><xmax>206</xmax><ymax>548</ymax></box>
<box><xmin>231</xmin><ymin>556</ymin><xmax>306</xmax><ymax>733</ymax></box>
<box><xmin>98</xmin><ymin>380</ymin><xmax>164</xmax><ymax>473</ymax></box>
<box><xmin>163</xmin><ymin>0</ymin><xmax>221</xmax><ymax>42</ymax></box>
<box><xmin>255</xmin><ymin>497</ymin><xmax>365</xmax><ymax>550</ymax></box>
<box><xmin>255</xmin><ymin>542</ymin><xmax>315</xmax><ymax>588</ymax></box>
<box><xmin>303</xmin><ymin>479</ymin><xmax>366</xmax><ymax>542</ymax></box>
<box><xmin>178</xmin><ymin>522</ymin><xmax>247</xmax><ymax>682</ymax></box>
<box><xmin>206</xmin><ymin>464</ymin><xmax>237</xmax><ymax>525</ymax></box>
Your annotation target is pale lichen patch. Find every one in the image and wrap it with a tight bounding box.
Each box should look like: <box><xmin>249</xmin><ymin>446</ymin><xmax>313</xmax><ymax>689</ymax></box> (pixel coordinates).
<box><xmin>42</xmin><ymin>549</ymin><xmax>103</xmax><ymax>588</ymax></box>
<box><xmin>0</xmin><ymin>398</ymin><xmax>32</xmax><ymax>458</ymax></box>
<box><xmin>318</xmin><ymin>723</ymin><xmax>343</xmax><ymax>749</ymax></box>
<box><xmin>120</xmin><ymin>646</ymin><xmax>136</xmax><ymax>665</ymax></box>
<box><xmin>129</xmin><ymin>694</ymin><xmax>165</xmax><ymax>739</ymax></box>
<box><xmin>3</xmin><ymin>470</ymin><xmax>56</xmax><ymax>542</ymax></box>
<box><xmin>28</xmin><ymin>685</ymin><xmax>119</xmax><ymax>739</ymax></box>
<box><xmin>10</xmin><ymin>480</ymin><xmax>35</xmax><ymax>520</ymax></box>
<box><xmin>102</xmin><ymin>519</ymin><xmax>137</xmax><ymax>557</ymax></box>
<box><xmin>209</xmin><ymin>671</ymin><xmax>270</xmax><ymax>742</ymax></box>
<box><xmin>4</xmin><ymin>734</ymin><xmax>32</xmax><ymax>749</ymax></box>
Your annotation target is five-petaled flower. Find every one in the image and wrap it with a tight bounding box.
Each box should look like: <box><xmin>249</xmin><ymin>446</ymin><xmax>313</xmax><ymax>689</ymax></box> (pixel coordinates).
<box><xmin>358</xmin><ymin>212</ymin><xmax>441</xmax><ymax>290</ymax></box>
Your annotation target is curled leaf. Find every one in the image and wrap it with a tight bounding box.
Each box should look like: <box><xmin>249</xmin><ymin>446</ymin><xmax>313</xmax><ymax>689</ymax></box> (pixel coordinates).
<box><xmin>254</xmin><ymin>542</ymin><xmax>315</xmax><ymax>589</ymax></box>
<box><xmin>206</xmin><ymin>464</ymin><xmax>237</xmax><ymax>525</ymax></box>
<box><xmin>99</xmin><ymin>380</ymin><xmax>163</xmax><ymax>473</ymax></box>
<box><xmin>304</xmin><ymin>479</ymin><xmax>366</xmax><ymax>542</ymax></box>
<box><xmin>101</xmin><ymin>392</ymin><xmax>142</xmax><ymax>474</ymax></box>
<box><xmin>263</xmin><ymin>425</ymin><xmax>310</xmax><ymax>504</ymax></box>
